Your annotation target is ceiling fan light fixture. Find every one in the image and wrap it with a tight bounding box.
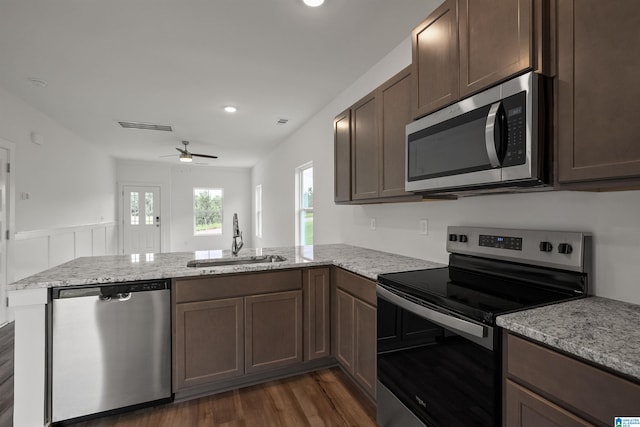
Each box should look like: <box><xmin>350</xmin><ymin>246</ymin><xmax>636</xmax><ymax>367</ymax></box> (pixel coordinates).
<box><xmin>224</xmin><ymin>106</ymin><xmax>237</xmax><ymax>113</ymax></box>
<box><xmin>179</xmin><ymin>152</ymin><xmax>193</xmax><ymax>162</ymax></box>
<box><xmin>303</xmin><ymin>0</ymin><xmax>324</xmax><ymax>7</ymax></box>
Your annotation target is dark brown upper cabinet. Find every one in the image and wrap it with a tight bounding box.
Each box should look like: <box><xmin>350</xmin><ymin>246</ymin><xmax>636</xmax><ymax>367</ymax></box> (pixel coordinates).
<box><xmin>458</xmin><ymin>0</ymin><xmax>533</xmax><ymax>98</ymax></box>
<box><xmin>334</xmin><ymin>66</ymin><xmax>420</xmax><ymax>204</ymax></box>
<box><xmin>411</xmin><ymin>0</ymin><xmax>459</xmax><ymax>119</ymax></box>
<box><xmin>379</xmin><ymin>67</ymin><xmax>415</xmax><ymax>198</ymax></box>
<box><xmin>351</xmin><ymin>92</ymin><xmax>379</xmax><ymax>200</ymax></box>
<box><xmin>333</xmin><ymin>109</ymin><xmax>351</xmax><ymax>202</ymax></box>
<box><xmin>556</xmin><ymin>0</ymin><xmax>640</xmax><ymax>189</ymax></box>
<box><xmin>412</xmin><ymin>0</ymin><xmax>549</xmax><ymax>119</ymax></box>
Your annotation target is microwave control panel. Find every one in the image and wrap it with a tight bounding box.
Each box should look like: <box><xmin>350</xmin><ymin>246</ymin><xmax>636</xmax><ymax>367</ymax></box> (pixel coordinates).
<box><xmin>502</xmin><ymin>91</ymin><xmax>527</xmax><ymax>167</ymax></box>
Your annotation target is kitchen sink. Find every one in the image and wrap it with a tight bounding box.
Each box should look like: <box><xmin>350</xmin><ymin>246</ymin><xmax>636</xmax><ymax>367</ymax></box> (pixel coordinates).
<box><xmin>186</xmin><ymin>254</ymin><xmax>287</xmax><ymax>268</ymax></box>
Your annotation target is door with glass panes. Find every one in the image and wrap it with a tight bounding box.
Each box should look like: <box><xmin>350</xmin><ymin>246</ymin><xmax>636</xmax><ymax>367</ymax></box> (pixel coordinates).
<box><xmin>123</xmin><ymin>186</ymin><xmax>161</xmax><ymax>254</ymax></box>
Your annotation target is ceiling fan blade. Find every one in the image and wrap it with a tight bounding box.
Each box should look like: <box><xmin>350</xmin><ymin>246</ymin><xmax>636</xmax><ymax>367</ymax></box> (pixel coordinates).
<box><xmin>159</xmin><ymin>154</ymin><xmax>176</xmax><ymax>158</ymax></box>
<box><xmin>175</xmin><ymin>147</ymin><xmax>188</xmax><ymax>154</ymax></box>
<box><xmin>191</xmin><ymin>153</ymin><xmax>218</xmax><ymax>159</ymax></box>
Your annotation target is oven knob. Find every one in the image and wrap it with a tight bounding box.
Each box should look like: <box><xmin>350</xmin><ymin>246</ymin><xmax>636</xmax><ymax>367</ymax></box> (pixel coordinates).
<box><xmin>459</xmin><ymin>234</ymin><xmax>468</xmax><ymax>243</ymax></box>
<box><xmin>539</xmin><ymin>241</ymin><xmax>553</xmax><ymax>252</ymax></box>
<box><xmin>449</xmin><ymin>234</ymin><xmax>458</xmax><ymax>242</ymax></box>
<box><xmin>558</xmin><ymin>243</ymin><xmax>573</xmax><ymax>254</ymax></box>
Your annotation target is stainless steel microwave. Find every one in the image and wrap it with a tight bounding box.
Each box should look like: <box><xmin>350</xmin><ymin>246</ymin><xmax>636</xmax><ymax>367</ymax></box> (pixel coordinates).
<box><xmin>405</xmin><ymin>72</ymin><xmax>551</xmax><ymax>194</ymax></box>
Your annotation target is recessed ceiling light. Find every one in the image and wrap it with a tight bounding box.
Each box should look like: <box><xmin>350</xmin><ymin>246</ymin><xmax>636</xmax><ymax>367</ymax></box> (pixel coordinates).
<box><xmin>303</xmin><ymin>0</ymin><xmax>324</xmax><ymax>6</ymax></box>
<box><xmin>224</xmin><ymin>106</ymin><xmax>237</xmax><ymax>113</ymax></box>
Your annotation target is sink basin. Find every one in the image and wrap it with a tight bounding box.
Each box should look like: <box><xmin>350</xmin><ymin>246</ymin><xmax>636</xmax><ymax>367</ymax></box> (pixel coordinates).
<box><xmin>186</xmin><ymin>254</ymin><xmax>287</xmax><ymax>268</ymax></box>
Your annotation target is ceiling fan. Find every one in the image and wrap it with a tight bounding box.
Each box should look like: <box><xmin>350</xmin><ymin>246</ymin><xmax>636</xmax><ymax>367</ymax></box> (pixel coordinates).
<box><xmin>171</xmin><ymin>141</ymin><xmax>218</xmax><ymax>163</ymax></box>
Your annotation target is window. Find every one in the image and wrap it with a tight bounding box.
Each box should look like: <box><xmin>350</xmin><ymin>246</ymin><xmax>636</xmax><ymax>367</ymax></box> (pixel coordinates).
<box><xmin>255</xmin><ymin>184</ymin><xmax>262</xmax><ymax>238</ymax></box>
<box><xmin>193</xmin><ymin>188</ymin><xmax>223</xmax><ymax>236</ymax></box>
<box><xmin>295</xmin><ymin>162</ymin><xmax>313</xmax><ymax>246</ymax></box>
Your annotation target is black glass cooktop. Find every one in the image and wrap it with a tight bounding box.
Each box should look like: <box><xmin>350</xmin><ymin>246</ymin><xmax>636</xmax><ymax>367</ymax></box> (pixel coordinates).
<box><xmin>378</xmin><ymin>262</ymin><xmax>586</xmax><ymax>325</ymax></box>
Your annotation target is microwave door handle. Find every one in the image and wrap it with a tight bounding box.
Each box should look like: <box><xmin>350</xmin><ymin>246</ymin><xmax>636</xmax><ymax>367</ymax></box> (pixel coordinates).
<box><xmin>485</xmin><ymin>101</ymin><xmax>502</xmax><ymax>168</ymax></box>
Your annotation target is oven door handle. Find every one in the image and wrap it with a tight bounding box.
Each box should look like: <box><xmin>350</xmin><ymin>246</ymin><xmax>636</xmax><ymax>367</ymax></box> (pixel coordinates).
<box><xmin>377</xmin><ymin>285</ymin><xmax>487</xmax><ymax>338</ymax></box>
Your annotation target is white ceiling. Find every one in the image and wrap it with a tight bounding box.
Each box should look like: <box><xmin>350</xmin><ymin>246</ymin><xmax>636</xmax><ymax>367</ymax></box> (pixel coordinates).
<box><xmin>0</xmin><ymin>0</ymin><xmax>437</xmax><ymax>167</ymax></box>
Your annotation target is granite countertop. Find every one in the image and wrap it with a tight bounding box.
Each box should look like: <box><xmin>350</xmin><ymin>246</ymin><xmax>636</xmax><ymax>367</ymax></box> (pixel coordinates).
<box><xmin>8</xmin><ymin>243</ymin><xmax>444</xmax><ymax>291</ymax></box>
<box><xmin>497</xmin><ymin>296</ymin><xmax>640</xmax><ymax>382</ymax></box>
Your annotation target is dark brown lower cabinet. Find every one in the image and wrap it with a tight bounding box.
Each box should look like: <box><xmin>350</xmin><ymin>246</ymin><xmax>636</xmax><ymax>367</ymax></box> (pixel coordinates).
<box><xmin>505</xmin><ymin>380</ymin><xmax>591</xmax><ymax>427</ymax></box>
<box><xmin>353</xmin><ymin>298</ymin><xmax>376</xmax><ymax>396</ymax></box>
<box><xmin>504</xmin><ymin>332</ymin><xmax>640</xmax><ymax>426</ymax></box>
<box><xmin>174</xmin><ymin>297</ymin><xmax>244</xmax><ymax>390</ymax></box>
<box><xmin>173</xmin><ymin>270</ymin><xmax>306</xmax><ymax>395</ymax></box>
<box><xmin>304</xmin><ymin>268</ymin><xmax>331</xmax><ymax>361</ymax></box>
<box><xmin>332</xmin><ymin>268</ymin><xmax>377</xmax><ymax>400</ymax></box>
<box><xmin>245</xmin><ymin>290</ymin><xmax>302</xmax><ymax>374</ymax></box>
<box><xmin>335</xmin><ymin>288</ymin><xmax>355</xmax><ymax>371</ymax></box>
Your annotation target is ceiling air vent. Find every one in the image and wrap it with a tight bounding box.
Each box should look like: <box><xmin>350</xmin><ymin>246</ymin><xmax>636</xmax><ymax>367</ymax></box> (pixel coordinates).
<box><xmin>118</xmin><ymin>121</ymin><xmax>173</xmax><ymax>132</ymax></box>
<box><xmin>276</xmin><ymin>118</ymin><xmax>289</xmax><ymax>125</ymax></box>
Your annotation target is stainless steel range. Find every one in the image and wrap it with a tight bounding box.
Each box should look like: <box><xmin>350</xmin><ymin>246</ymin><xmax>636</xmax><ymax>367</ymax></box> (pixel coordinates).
<box><xmin>376</xmin><ymin>226</ymin><xmax>592</xmax><ymax>427</ymax></box>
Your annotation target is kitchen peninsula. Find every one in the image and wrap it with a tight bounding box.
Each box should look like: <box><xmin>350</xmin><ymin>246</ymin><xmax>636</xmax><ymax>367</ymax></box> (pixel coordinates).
<box><xmin>7</xmin><ymin>244</ymin><xmax>442</xmax><ymax>427</ymax></box>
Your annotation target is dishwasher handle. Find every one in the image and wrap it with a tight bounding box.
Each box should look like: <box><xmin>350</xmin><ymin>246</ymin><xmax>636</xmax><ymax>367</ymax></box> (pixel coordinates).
<box><xmin>52</xmin><ymin>279</ymin><xmax>170</xmax><ymax>299</ymax></box>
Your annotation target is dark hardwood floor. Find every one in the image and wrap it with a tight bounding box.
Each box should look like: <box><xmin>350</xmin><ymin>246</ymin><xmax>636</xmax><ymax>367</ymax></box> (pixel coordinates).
<box><xmin>78</xmin><ymin>368</ymin><xmax>376</xmax><ymax>427</ymax></box>
<box><xmin>0</xmin><ymin>322</ymin><xmax>375</xmax><ymax>427</ymax></box>
<box><xmin>0</xmin><ymin>322</ymin><xmax>14</xmax><ymax>427</ymax></box>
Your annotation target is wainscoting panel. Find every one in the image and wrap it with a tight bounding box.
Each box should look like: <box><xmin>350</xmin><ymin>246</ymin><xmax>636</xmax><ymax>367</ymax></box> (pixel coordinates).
<box><xmin>13</xmin><ymin>222</ymin><xmax>118</xmax><ymax>282</ymax></box>
<box><xmin>75</xmin><ymin>228</ymin><xmax>93</xmax><ymax>258</ymax></box>
<box><xmin>13</xmin><ymin>237</ymin><xmax>48</xmax><ymax>283</ymax></box>
<box><xmin>49</xmin><ymin>233</ymin><xmax>75</xmax><ymax>267</ymax></box>
<box><xmin>92</xmin><ymin>227</ymin><xmax>106</xmax><ymax>257</ymax></box>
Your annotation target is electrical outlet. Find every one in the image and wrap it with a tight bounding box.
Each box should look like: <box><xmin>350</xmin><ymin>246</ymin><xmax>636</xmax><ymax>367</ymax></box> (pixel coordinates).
<box><xmin>370</xmin><ymin>218</ymin><xmax>376</xmax><ymax>230</ymax></box>
<box><xmin>419</xmin><ymin>219</ymin><xmax>428</xmax><ymax>235</ymax></box>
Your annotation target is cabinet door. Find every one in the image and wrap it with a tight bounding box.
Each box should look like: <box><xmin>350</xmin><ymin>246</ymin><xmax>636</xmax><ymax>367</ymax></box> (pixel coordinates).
<box><xmin>458</xmin><ymin>0</ymin><xmax>532</xmax><ymax>97</ymax></box>
<box><xmin>412</xmin><ymin>0</ymin><xmax>459</xmax><ymax>118</ymax></box>
<box><xmin>174</xmin><ymin>297</ymin><xmax>244</xmax><ymax>391</ymax></box>
<box><xmin>245</xmin><ymin>290</ymin><xmax>302</xmax><ymax>374</ymax></box>
<box><xmin>303</xmin><ymin>268</ymin><xmax>331</xmax><ymax>361</ymax></box>
<box><xmin>353</xmin><ymin>298</ymin><xmax>376</xmax><ymax>399</ymax></box>
<box><xmin>334</xmin><ymin>288</ymin><xmax>355</xmax><ymax>371</ymax></box>
<box><xmin>378</xmin><ymin>66</ymin><xmax>413</xmax><ymax>198</ymax></box>
<box><xmin>557</xmin><ymin>0</ymin><xmax>640</xmax><ymax>186</ymax></box>
<box><xmin>351</xmin><ymin>92</ymin><xmax>379</xmax><ymax>200</ymax></box>
<box><xmin>505</xmin><ymin>380</ymin><xmax>592</xmax><ymax>427</ymax></box>
<box><xmin>334</xmin><ymin>109</ymin><xmax>351</xmax><ymax>202</ymax></box>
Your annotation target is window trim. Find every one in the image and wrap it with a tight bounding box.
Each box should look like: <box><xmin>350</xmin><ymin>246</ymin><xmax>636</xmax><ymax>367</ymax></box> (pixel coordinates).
<box><xmin>255</xmin><ymin>184</ymin><xmax>263</xmax><ymax>238</ymax></box>
<box><xmin>193</xmin><ymin>187</ymin><xmax>224</xmax><ymax>236</ymax></box>
<box><xmin>295</xmin><ymin>162</ymin><xmax>313</xmax><ymax>246</ymax></box>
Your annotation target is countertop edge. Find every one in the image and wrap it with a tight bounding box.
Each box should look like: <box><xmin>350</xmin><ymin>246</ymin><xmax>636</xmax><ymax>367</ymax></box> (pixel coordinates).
<box><xmin>497</xmin><ymin>297</ymin><xmax>640</xmax><ymax>383</ymax></box>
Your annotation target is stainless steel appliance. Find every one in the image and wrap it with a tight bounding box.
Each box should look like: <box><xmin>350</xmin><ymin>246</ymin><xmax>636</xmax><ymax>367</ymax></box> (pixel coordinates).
<box><xmin>376</xmin><ymin>226</ymin><xmax>591</xmax><ymax>427</ymax></box>
<box><xmin>51</xmin><ymin>279</ymin><xmax>171</xmax><ymax>423</ymax></box>
<box><xmin>405</xmin><ymin>72</ymin><xmax>551</xmax><ymax>194</ymax></box>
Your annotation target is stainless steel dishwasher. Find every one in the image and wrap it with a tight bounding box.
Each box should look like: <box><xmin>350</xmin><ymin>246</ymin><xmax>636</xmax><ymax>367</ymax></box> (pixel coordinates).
<box><xmin>51</xmin><ymin>280</ymin><xmax>171</xmax><ymax>423</ymax></box>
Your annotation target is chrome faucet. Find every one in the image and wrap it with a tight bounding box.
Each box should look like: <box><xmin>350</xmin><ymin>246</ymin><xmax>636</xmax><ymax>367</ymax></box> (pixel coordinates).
<box><xmin>231</xmin><ymin>213</ymin><xmax>243</xmax><ymax>256</ymax></box>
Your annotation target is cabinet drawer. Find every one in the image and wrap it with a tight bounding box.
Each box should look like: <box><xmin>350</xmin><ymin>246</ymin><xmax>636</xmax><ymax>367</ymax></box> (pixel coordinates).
<box><xmin>505</xmin><ymin>333</ymin><xmax>640</xmax><ymax>425</ymax></box>
<box><xmin>174</xmin><ymin>270</ymin><xmax>302</xmax><ymax>303</ymax></box>
<box><xmin>332</xmin><ymin>267</ymin><xmax>376</xmax><ymax>306</ymax></box>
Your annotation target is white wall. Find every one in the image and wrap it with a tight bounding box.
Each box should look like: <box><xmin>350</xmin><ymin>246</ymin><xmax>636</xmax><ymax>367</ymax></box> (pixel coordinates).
<box><xmin>252</xmin><ymin>37</ymin><xmax>640</xmax><ymax>305</ymax></box>
<box><xmin>116</xmin><ymin>160</ymin><xmax>252</xmax><ymax>252</ymax></box>
<box><xmin>0</xmin><ymin>86</ymin><xmax>116</xmax><ymax>233</ymax></box>
<box><xmin>171</xmin><ymin>165</ymin><xmax>252</xmax><ymax>252</ymax></box>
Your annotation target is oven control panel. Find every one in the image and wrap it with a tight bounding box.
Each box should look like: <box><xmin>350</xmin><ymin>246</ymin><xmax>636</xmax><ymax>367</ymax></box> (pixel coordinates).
<box><xmin>446</xmin><ymin>226</ymin><xmax>592</xmax><ymax>273</ymax></box>
<box><xmin>478</xmin><ymin>234</ymin><xmax>523</xmax><ymax>251</ymax></box>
